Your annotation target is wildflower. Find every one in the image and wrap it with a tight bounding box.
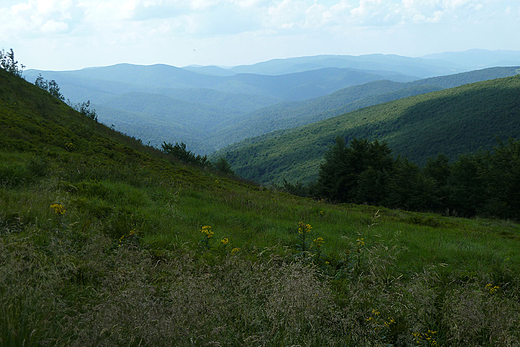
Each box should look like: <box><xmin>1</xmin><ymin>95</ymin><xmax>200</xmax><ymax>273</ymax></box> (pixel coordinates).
<box><xmin>50</xmin><ymin>203</ymin><xmax>66</xmax><ymax>215</ymax></box>
<box><xmin>412</xmin><ymin>332</ymin><xmax>422</xmax><ymax>344</ymax></box>
<box><xmin>384</xmin><ymin>317</ymin><xmax>395</xmax><ymax>327</ymax></box>
<box><xmin>313</xmin><ymin>236</ymin><xmax>324</xmax><ymax>248</ymax></box>
<box><xmin>221</xmin><ymin>237</ymin><xmax>229</xmax><ymax>245</ymax></box>
<box><xmin>129</xmin><ymin>229</ymin><xmax>135</xmax><ymax>236</ymax></box>
<box><xmin>357</xmin><ymin>238</ymin><xmax>365</xmax><ymax>246</ymax></box>
<box><xmin>119</xmin><ymin>235</ymin><xmax>125</xmax><ymax>247</ymax></box>
<box><xmin>298</xmin><ymin>221</ymin><xmax>312</xmax><ymax>234</ymax></box>
<box><xmin>201</xmin><ymin>225</ymin><xmax>214</xmax><ymax>238</ymax></box>
<box><xmin>231</xmin><ymin>247</ymin><xmax>240</xmax><ymax>255</ymax></box>
<box><xmin>486</xmin><ymin>283</ymin><xmax>499</xmax><ymax>294</ymax></box>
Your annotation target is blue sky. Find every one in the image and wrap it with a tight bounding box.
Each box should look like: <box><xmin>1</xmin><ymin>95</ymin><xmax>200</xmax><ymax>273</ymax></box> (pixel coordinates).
<box><xmin>1</xmin><ymin>0</ymin><xmax>519</xmax><ymax>70</ymax></box>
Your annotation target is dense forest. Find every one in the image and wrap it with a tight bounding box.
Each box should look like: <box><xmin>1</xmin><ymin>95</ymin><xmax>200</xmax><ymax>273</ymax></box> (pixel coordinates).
<box><xmin>283</xmin><ymin>137</ymin><xmax>520</xmax><ymax>220</ymax></box>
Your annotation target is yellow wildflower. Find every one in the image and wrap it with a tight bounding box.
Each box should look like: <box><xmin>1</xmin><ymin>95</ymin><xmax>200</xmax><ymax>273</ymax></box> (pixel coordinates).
<box><xmin>231</xmin><ymin>247</ymin><xmax>240</xmax><ymax>255</ymax></box>
<box><xmin>313</xmin><ymin>236</ymin><xmax>324</xmax><ymax>248</ymax></box>
<box><xmin>486</xmin><ymin>283</ymin><xmax>499</xmax><ymax>294</ymax></box>
<box><xmin>298</xmin><ymin>221</ymin><xmax>312</xmax><ymax>234</ymax></box>
<box><xmin>201</xmin><ymin>225</ymin><xmax>214</xmax><ymax>238</ymax></box>
<box><xmin>384</xmin><ymin>318</ymin><xmax>395</xmax><ymax>327</ymax></box>
<box><xmin>50</xmin><ymin>203</ymin><xmax>66</xmax><ymax>215</ymax></box>
<box><xmin>221</xmin><ymin>237</ymin><xmax>229</xmax><ymax>245</ymax></box>
<box><xmin>357</xmin><ymin>238</ymin><xmax>365</xmax><ymax>246</ymax></box>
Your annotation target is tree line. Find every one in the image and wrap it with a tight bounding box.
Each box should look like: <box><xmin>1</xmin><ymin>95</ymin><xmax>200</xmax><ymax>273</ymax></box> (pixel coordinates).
<box><xmin>161</xmin><ymin>141</ymin><xmax>234</xmax><ymax>175</ymax></box>
<box><xmin>283</xmin><ymin>136</ymin><xmax>520</xmax><ymax>220</ymax></box>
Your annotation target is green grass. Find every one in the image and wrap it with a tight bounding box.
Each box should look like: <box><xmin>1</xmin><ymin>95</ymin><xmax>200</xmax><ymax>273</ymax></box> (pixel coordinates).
<box><xmin>2</xmin><ymin>68</ymin><xmax>520</xmax><ymax>346</ymax></box>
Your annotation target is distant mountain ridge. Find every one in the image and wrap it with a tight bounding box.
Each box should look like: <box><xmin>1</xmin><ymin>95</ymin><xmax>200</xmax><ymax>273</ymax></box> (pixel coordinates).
<box><xmin>25</xmin><ymin>61</ymin><xmax>418</xmax><ymax>153</ymax></box>
<box><xmin>218</xmin><ymin>54</ymin><xmax>465</xmax><ymax>77</ymax></box>
<box><xmin>24</xmin><ymin>50</ymin><xmax>520</xmax><ymax>154</ymax></box>
<box><xmin>208</xmin><ymin>66</ymin><xmax>520</xmax><ymax>149</ymax></box>
<box><xmin>187</xmin><ymin>50</ymin><xmax>520</xmax><ymax>77</ymax></box>
<box><xmin>421</xmin><ymin>49</ymin><xmax>520</xmax><ymax>69</ymax></box>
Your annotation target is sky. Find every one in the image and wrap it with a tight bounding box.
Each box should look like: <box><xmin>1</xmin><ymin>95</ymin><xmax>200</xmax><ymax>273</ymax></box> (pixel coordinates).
<box><xmin>1</xmin><ymin>0</ymin><xmax>519</xmax><ymax>71</ymax></box>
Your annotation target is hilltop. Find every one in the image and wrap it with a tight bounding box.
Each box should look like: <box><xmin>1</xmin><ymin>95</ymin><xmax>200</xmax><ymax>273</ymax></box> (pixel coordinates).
<box><xmin>2</xmin><ymin>65</ymin><xmax>520</xmax><ymax>346</ymax></box>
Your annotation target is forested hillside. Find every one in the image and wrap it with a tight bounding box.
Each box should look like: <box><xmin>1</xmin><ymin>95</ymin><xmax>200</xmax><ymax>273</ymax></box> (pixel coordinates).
<box><xmin>209</xmin><ymin>66</ymin><xmax>520</xmax><ymax>149</ymax></box>
<box><xmin>219</xmin><ymin>75</ymin><xmax>520</xmax><ymax>186</ymax></box>
<box><xmin>3</xmin><ymin>54</ymin><xmax>520</xmax><ymax>347</ymax></box>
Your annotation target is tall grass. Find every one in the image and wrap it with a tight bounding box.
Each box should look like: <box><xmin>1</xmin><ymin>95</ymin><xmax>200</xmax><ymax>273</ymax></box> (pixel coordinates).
<box><xmin>2</xmin><ymin>165</ymin><xmax>520</xmax><ymax>346</ymax></box>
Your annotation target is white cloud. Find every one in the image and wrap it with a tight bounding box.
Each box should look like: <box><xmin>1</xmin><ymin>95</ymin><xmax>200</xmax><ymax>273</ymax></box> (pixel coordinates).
<box><xmin>266</xmin><ymin>0</ymin><xmax>308</xmax><ymax>29</ymax></box>
<box><xmin>233</xmin><ymin>0</ymin><xmax>269</xmax><ymax>8</ymax></box>
<box><xmin>2</xmin><ymin>0</ymin><xmax>520</xmax><ymax>70</ymax></box>
<box><xmin>400</xmin><ymin>0</ymin><xmax>487</xmax><ymax>23</ymax></box>
<box><xmin>304</xmin><ymin>2</ymin><xmax>330</xmax><ymax>27</ymax></box>
<box><xmin>189</xmin><ymin>0</ymin><xmax>220</xmax><ymax>10</ymax></box>
<box><xmin>349</xmin><ymin>0</ymin><xmax>401</xmax><ymax>26</ymax></box>
<box><xmin>0</xmin><ymin>0</ymin><xmax>74</xmax><ymax>39</ymax></box>
<box><xmin>41</xmin><ymin>19</ymin><xmax>68</xmax><ymax>32</ymax></box>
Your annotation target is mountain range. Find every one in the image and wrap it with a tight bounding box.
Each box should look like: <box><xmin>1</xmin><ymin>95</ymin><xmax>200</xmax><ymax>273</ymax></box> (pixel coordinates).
<box><xmin>24</xmin><ymin>50</ymin><xmax>520</xmax><ymax>155</ymax></box>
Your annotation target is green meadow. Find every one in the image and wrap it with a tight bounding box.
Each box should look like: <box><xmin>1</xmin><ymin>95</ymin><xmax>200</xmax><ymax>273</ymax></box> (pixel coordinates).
<box><xmin>1</xmin><ymin>65</ymin><xmax>520</xmax><ymax>346</ymax></box>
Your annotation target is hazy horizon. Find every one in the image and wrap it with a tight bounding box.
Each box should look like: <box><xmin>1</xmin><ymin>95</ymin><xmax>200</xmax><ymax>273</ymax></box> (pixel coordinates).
<box><xmin>2</xmin><ymin>0</ymin><xmax>519</xmax><ymax>71</ymax></box>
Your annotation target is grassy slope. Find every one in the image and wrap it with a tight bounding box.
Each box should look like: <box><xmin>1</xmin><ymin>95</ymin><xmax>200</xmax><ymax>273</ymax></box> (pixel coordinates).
<box><xmin>221</xmin><ymin>75</ymin><xmax>520</xmax><ymax>185</ymax></box>
<box><xmin>2</xmin><ymin>69</ymin><xmax>520</xmax><ymax>346</ymax></box>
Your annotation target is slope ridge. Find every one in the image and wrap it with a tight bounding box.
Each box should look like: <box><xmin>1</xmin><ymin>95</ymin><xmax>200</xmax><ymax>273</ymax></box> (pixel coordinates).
<box><xmin>220</xmin><ymin>75</ymin><xmax>520</xmax><ymax>185</ymax></box>
<box><xmin>209</xmin><ymin>67</ymin><xmax>519</xmax><ymax>150</ymax></box>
